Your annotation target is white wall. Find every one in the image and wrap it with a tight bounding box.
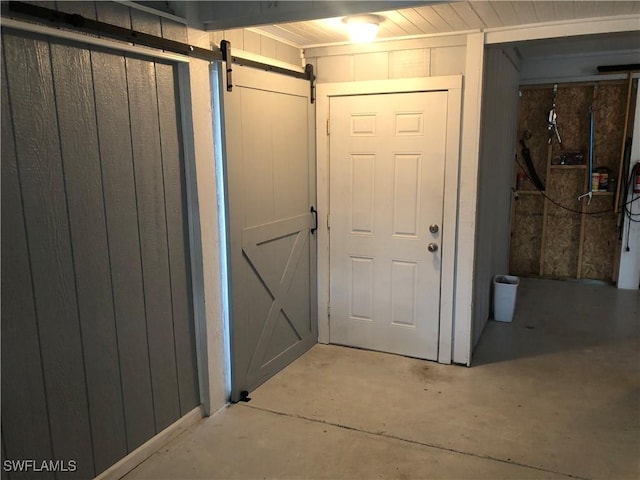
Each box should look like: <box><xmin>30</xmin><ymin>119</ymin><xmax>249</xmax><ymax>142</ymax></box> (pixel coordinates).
<box><xmin>618</xmin><ymin>90</ymin><xmax>640</xmax><ymax>290</ymax></box>
<box><xmin>177</xmin><ymin>3</ymin><xmax>228</xmax><ymax>415</ymax></box>
<box><xmin>304</xmin><ymin>35</ymin><xmax>468</xmax><ymax>82</ymax></box>
<box><xmin>472</xmin><ymin>47</ymin><xmax>521</xmax><ymax>347</ymax></box>
<box><xmin>211</xmin><ymin>28</ymin><xmax>302</xmax><ymax>67</ymax></box>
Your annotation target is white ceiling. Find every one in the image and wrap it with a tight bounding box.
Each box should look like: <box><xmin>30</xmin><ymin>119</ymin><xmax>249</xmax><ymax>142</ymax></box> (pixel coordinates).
<box><xmin>249</xmin><ymin>1</ymin><xmax>640</xmax><ymax>49</ymax></box>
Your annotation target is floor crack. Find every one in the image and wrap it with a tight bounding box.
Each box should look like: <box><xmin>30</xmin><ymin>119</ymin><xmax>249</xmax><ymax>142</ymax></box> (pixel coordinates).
<box><xmin>239</xmin><ymin>403</ymin><xmax>591</xmax><ymax>480</ymax></box>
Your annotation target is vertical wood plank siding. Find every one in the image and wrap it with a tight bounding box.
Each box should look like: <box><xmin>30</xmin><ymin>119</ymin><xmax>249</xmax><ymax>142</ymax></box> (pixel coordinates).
<box><xmin>155</xmin><ymin>63</ymin><xmax>200</xmax><ymax>414</ymax></box>
<box><xmin>1</xmin><ymin>434</ymin><xmax>9</xmax><ymax>480</ymax></box>
<box><xmin>1</xmin><ymin>42</ymin><xmax>56</xmax><ymax>480</ymax></box>
<box><xmin>127</xmin><ymin>56</ymin><xmax>181</xmax><ymax>432</ymax></box>
<box><xmin>4</xmin><ymin>33</ymin><xmax>95</xmax><ymax>480</ymax></box>
<box><xmin>1</xmin><ymin>7</ymin><xmax>198</xmax><ymax>475</ymax></box>
<box><xmin>91</xmin><ymin>49</ymin><xmax>157</xmax><ymax>452</ymax></box>
<box><xmin>50</xmin><ymin>41</ymin><xmax>129</xmax><ymax>474</ymax></box>
<box><xmin>473</xmin><ymin>48</ymin><xmax>521</xmax><ymax>346</ymax></box>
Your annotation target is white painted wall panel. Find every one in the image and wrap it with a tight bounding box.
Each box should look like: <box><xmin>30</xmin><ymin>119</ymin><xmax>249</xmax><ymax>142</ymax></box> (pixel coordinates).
<box><xmin>243</xmin><ymin>29</ymin><xmax>261</xmax><ymax>54</ymax></box>
<box><xmin>452</xmin><ymin>32</ymin><xmax>484</xmax><ymax>366</ymax></box>
<box><xmin>309</xmin><ymin>37</ymin><xmax>467</xmax><ymax>84</ymax></box>
<box><xmin>472</xmin><ymin>47</ymin><xmax>520</xmax><ymax>348</ymax></box>
<box><xmin>354</xmin><ymin>52</ymin><xmax>390</xmax><ymax>81</ymax></box>
<box><xmin>306</xmin><ymin>35</ymin><xmax>467</xmax><ymax>59</ymax></box>
<box><xmin>389</xmin><ymin>49</ymin><xmax>430</xmax><ymax>79</ymax></box>
<box><xmin>276</xmin><ymin>41</ymin><xmax>301</xmax><ymax>65</ymax></box>
<box><xmin>260</xmin><ymin>35</ymin><xmax>277</xmax><ymax>58</ymax></box>
<box><xmin>317</xmin><ymin>55</ymin><xmax>354</xmax><ymax>83</ymax></box>
<box><xmin>431</xmin><ymin>45</ymin><xmax>467</xmax><ymax>76</ymax></box>
<box><xmin>618</xmin><ymin>91</ymin><xmax>640</xmax><ymax>290</ymax></box>
<box><xmin>210</xmin><ymin>29</ymin><xmax>303</xmax><ymax>68</ymax></box>
<box><xmin>222</xmin><ymin>28</ymin><xmax>244</xmax><ymax>49</ymax></box>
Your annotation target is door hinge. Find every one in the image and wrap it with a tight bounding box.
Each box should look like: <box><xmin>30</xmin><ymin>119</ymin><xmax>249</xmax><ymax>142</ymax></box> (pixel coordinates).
<box><xmin>327</xmin><ymin>302</ymin><xmax>331</xmax><ymax>317</ymax></box>
<box><xmin>326</xmin><ymin>119</ymin><xmax>330</xmax><ymax>136</ymax></box>
<box><xmin>327</xmin><ymin>214</ymin><xmax>331</xmax><ymax>230</ymax></box>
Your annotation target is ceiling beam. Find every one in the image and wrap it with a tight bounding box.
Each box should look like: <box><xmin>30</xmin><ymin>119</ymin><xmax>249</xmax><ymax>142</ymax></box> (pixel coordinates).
<box><xmin>197</xmin><ymin>1</ymin><xmax>441</xmax><ymax>31</ymax></box>
<box><xmin>485</xmin><ymin>14</ymin><xmax>640</xmax><ymax>45</ymax></box>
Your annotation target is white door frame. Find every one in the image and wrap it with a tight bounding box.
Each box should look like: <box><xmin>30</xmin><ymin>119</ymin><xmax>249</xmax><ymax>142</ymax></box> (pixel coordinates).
<box><xmin>316</xmin><ymin>76</ymin><xmax>462</xmax><ymax>364</ymax></box>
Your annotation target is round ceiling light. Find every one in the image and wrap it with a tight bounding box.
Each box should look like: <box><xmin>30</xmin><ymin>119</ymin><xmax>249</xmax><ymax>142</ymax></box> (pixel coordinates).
<box><xmin>343</xmin><ymin>14</ymin><xmax>384</xmax><ymax>44</ymax></box>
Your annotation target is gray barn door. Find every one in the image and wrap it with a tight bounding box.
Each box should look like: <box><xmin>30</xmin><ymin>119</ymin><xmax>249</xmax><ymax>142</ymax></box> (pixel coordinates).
<box><xmin>1</xmin><ymin>30</ymin><xmax>198</xmax><ymax>478</ymax></box>
<box><xmin>222</xmin><ymin>66</ymin><xmax>317</xmax><ymax>402</ymax></box>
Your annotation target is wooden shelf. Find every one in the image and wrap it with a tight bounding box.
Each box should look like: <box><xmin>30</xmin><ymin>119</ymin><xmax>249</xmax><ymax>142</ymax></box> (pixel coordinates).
<box><xmin>550</xmin><ymin>164</ymin><xmax>587</xmax><ymax>169</ymax></box>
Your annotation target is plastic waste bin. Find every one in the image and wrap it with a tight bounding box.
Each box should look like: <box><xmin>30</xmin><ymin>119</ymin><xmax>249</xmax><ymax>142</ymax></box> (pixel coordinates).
<box><xmin>493</xmin><ymin>275</ymin><xmax>519</xmax><ymax>322</ymax></box>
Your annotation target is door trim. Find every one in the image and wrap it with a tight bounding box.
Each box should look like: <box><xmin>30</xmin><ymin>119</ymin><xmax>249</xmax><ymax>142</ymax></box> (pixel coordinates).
<box><xmin>316</xmin><ymin>76</ymin><xmax>462</xmax><ymax>364</ymax></box>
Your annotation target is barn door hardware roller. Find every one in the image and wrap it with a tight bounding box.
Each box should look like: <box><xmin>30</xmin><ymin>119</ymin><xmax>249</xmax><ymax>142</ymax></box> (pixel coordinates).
<box><xmin>220</xmin><ymin>40</ymin><xmax>233</xmax><ymax>92</ymax></box>
<box><xmin>220</xmin><ymin>40</ymin><xmax>316</xmax><ymax>103</ymax></box>
<box><xmin>7</xmin><ymin>2</ymin><xmax>317</xmax><ymax>103</ymax></box>
<box><xmin>305</xmin><ymin>64</ymin><xmax>317</xmax><ymax>104</ymax></box>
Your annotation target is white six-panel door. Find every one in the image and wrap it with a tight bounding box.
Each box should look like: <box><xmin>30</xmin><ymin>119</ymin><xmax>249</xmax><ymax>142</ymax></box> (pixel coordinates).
<box><xmin>329</xmin><ymin>91</ymin><xmax>448</xmax><ymax>360</ymax></box>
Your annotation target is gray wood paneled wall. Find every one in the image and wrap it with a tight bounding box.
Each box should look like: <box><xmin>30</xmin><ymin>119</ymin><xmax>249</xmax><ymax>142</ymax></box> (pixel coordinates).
<box><xmin>1</xmin><ymin>4</ymin><xmax>199</xmax><ymax>478</ymax></box>
<box><xmin>472</xmin><ymin>47</ymin><xmax>521</xmax><ymax>346</ymax></box>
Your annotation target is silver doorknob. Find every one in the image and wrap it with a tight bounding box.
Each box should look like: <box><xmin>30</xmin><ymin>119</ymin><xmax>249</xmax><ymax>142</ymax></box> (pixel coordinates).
<box><xmin>428</xmin><ymin>243</ymin><xmax>438</xmax><ymax>252</ymax></box>
<box><xmin>429</xmin><ymin>224</ymin><xmax>439</xmax><ymax>234</ymax></box>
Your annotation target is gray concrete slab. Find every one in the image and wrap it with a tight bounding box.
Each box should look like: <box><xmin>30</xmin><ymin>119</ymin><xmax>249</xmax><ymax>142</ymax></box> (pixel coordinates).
<box><xmin>246</xmin><ymin>279</ymin><xmax>639</xmax><ymax>479</ymax></box>
<box><xmin>125</xmin><ymin>405</ymin><xmax>569</xmax><ymax>480</ymax></box>
<box><xmin>125</xmin><ymin>278</ymin><xmax>639</xmax><ymax>480</ymax></box>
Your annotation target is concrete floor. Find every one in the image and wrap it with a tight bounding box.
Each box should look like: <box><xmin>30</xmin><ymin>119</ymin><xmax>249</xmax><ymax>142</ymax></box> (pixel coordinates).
<box><xmin>125</xmin><ymin>278</ymin><xmax>639</xmax><ymax>480</ymax></box>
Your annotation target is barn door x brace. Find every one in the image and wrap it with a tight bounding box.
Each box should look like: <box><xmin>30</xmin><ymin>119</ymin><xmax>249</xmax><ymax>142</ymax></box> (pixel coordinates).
<box><xmin>6</xmin><ymin>1</ymin><xmax>316</xmax><ymax>103</ymax></box>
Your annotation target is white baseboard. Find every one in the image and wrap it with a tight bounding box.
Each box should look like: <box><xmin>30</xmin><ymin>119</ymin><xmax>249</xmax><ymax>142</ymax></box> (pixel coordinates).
<box><xmin>94</xmin><ymin>406</ymin><xmax>204</xmax><ymax>480</ymax></box>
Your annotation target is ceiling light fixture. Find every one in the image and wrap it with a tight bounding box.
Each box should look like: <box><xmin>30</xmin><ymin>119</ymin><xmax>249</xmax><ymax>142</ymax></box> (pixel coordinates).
<box><xmin>343</xmin><ymin>14</ymin><xmax>383</xmax><ymax>44</ymax></box>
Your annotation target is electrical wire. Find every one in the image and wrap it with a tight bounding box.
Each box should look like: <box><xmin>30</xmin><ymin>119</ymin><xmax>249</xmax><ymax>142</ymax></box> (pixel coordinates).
<box><xmin>515</xmin><ymin>156</ymin><xmax>640</xmax><ymax>215</ymax></box>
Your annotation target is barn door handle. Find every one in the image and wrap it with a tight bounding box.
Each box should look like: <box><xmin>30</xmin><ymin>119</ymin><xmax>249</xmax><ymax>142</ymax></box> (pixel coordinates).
<box><xmin>310</xmin><ymin>206</ymin><xmax>318</xmax><ymax>234</ymax></box>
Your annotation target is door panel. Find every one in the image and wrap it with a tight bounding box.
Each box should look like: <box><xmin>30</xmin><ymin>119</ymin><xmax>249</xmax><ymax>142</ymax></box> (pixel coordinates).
<box><xmin>223</xmin><ymin>67</ymin><xmax>317</xmax><ymax>401</ymax></box>
<box><xmin>329</xmin><ymin>92</ymin><xmax>447</xmax><ymax>360</ymax></box>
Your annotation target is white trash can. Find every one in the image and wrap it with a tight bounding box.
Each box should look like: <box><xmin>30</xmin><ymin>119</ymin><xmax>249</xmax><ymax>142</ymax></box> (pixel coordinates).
<box><xmin>493</xmin><ymin>275</ymin><xmax>519</xmax><ymax>322</ymax></box>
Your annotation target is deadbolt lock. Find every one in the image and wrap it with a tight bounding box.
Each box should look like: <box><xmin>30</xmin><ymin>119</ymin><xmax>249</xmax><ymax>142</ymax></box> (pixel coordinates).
<box><xmin>428</xmin><ymin>243</ymin><xmax>439</xmax><ymax>253</ymax></box>
<box><xmin>429</xmin><ymin>224</ymin><xmax>439</xmax><ymax>234</ymax></box>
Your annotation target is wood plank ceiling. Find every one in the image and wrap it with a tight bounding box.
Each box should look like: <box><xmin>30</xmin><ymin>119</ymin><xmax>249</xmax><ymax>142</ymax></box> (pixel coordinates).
<box><xmin>250</xmin><ymin>1</ymin><xmax>640</xmax><ymax>47</ymax></box>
